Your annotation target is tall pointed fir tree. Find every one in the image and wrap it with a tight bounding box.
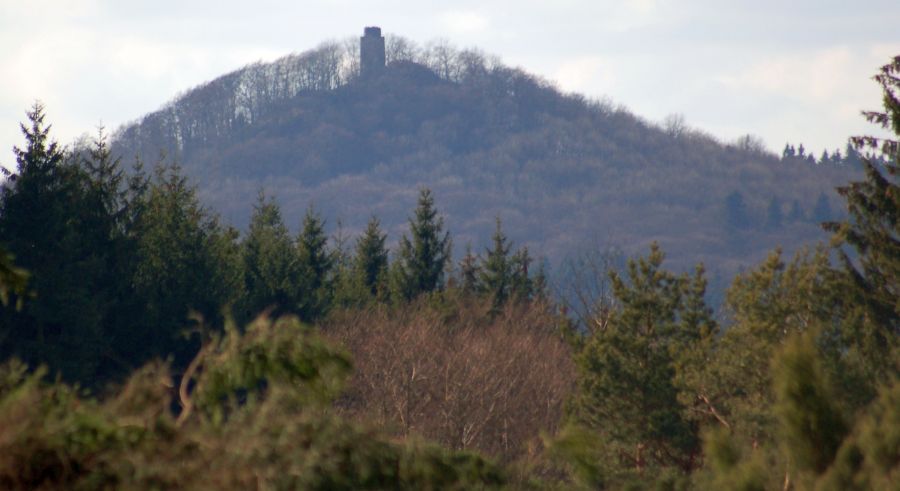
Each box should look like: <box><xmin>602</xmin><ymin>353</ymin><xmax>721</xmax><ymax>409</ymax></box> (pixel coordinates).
<box><xmin>510</xmin><ymin>246</ymin><xmax>539</xmax><ymax>302</ymax></box>
<box><xmin>0</xmin><ymin>103</ymin><xmax>116</xmax><ymax>383</ymax></box>
<box><xmin>295</xmin><ymin>206</ymin><xmax>334</xmax><ymax>321</ymax></box>
<box><xmin>823</xmin><ymin>54</ymin><xmax>900</xmax><ymax>384</ymax></box>
<box><xmin>393</xmin><ymin>188</ymin><xmax>451</xmax><ymax>300</ymax></box>
<box><xmin>478</xmin><ymin>217</ymin><xmax>513</xmax><ymax>308</ymax></box>
<box><xmin>458</xmin><ymin>244</ymin><xmax>480</xmax><ymax>295</ymax></box>
<box><xmin>353</xmin><ymin>216</ymin><xmax>388</xmax><ymax>298</ymax></box>
<box><xmin>239</xmin><ymin>192</ymin><xmax>300</xmax><ymax>323</ymax></box>
<box><xmin>130</xmin><ymin>162</ymin><xmax>242</xmax><ymax>368</ymax></box>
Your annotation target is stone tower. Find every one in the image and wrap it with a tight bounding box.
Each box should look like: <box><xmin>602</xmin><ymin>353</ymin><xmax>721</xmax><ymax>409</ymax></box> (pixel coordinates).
<box><xmin>360</xmin><ymin>26</ymin><xmax>385</xmax><ymax>79</ymax></box>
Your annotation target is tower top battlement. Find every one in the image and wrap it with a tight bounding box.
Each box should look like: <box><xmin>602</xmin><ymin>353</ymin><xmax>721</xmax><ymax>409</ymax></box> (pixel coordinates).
<box><xmin>360</xmin><ymin>26</ymin><xmax>385</xmax><ymax>79</ymax></box>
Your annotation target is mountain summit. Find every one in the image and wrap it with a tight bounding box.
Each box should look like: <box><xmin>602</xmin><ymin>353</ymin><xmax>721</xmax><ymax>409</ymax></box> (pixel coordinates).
<box><xmin>111</xmin><ymin>28</ymin><xmax>857</xmax><ymax>276</ymax></box>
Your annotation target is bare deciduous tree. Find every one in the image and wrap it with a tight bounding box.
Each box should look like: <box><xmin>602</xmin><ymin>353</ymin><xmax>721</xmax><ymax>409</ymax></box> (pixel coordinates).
<box><xmin>324</xmin><ymin>297</ymin><xmax>575</xmax><ymax>463</ymax></box>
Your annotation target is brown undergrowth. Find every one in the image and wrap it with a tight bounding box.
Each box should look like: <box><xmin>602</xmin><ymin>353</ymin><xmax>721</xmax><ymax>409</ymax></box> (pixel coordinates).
<box><xmin>323</xmin><ymin>296</ymin><xmax>576</xmax><ymax>470</ymax></box>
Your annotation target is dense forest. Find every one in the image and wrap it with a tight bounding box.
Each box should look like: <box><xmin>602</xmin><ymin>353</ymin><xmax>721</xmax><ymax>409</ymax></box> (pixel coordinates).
<box><xmin>1</xmin><ymin>37</ymin><xmax>900</xmax><ymax>490</ymax></box>
<box><xmin>109</xmin><ymin>35</ymin><xmax>860</xmax><ymax>281</ymax></box>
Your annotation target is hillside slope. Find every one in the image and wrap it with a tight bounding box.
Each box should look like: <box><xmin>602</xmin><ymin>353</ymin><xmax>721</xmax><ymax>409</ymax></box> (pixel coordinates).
<box><xmin>111</xmin><ymin>38</ymin><xmax>859</xmax><ymax>277</ymax></box>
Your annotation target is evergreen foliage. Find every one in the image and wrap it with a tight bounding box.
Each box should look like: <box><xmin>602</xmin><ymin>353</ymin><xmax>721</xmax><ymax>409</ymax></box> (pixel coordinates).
<box><xmin>130</xmin><ymin>162</ymin><xmax>242</xmax><ymax>366</ymax></box>
<box><xmin>3</xmin><ymin>54</ymin><xmax>900</xmax><ymax>490</ymax></box>
<box><xmin>393</xmin><ymin>189</ymin><xmax>451</xmax><ymax>300</ymax></box>
<box><xmin>561</xmin><ymin>244</ymin><xmax>717</xmax><ymax>486</ymax></box>
<box><xmin>295</xmin><ymin>207</ymin><xmax>334</xmax><ymax>321</ymax></box>
<box><xmin>0</xmin><ymin>316</ymin><xmax>505</xmax><ymax>490</ymax></box>
<box><xmin>0</xmin><ymin>103</ymin><xmax>116</xmax><ymax>382</ymax></box>
<box><xmin>353</xmin><ymin>216</ymin><xmax>389</xmax><ymax>298</ymax></box>
<box><xmin>239</xmin><ymin>192</ymin><xmax>299</xmax><ymax>323</ymax></box>
<box><xmin>478</xmin><ymin>218</ymin><xmax>513</xmax><ymax>308</ymax></box>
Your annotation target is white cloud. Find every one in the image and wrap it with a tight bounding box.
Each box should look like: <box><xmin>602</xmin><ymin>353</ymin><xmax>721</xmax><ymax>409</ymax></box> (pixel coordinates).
<box><xmin>554</xmin><ymin>56</ymin><xmax>617</xmax><ymax>94</ymax></box>
<box><xmin>439</xmin><ymin>10</ymin><xmax>490</xmax><ymax>34</ymax></box>
<box><xmin>716</xmin><ymin>47</ymin><xmax>855</xmax><ymax>101</ymax></box>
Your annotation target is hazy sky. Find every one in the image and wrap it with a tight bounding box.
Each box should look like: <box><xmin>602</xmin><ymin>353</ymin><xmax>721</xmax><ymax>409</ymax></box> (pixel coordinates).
<box><xmin>2</xmin><ymin>0</ymin><xmax>899</xmax><ymax>171</ymax></box>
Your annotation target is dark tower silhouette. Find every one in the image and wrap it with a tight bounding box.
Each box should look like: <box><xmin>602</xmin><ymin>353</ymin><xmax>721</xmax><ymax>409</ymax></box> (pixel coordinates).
<box><xmin>360</xmin><ymin>26</ymin><xmax>385</xmax><ymax>79</ymax></box>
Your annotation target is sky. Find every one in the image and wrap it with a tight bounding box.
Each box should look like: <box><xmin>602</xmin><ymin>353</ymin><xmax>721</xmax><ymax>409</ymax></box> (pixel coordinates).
<box><xmin>1</xmin><ymin>0</ymin><xmax>899</xmax><ymax>172</ymax></box>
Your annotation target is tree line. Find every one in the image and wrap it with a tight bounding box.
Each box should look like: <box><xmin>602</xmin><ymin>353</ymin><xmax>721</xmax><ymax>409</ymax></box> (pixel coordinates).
<box><xmin>0</xmin><ymin>56</ymin><xmax>899</xmax><ymax>489</ymax></box>
<box><xmin>0</xmin><ymin>105</ymin><xmax>545</xmax><ymax>386</ymax></box>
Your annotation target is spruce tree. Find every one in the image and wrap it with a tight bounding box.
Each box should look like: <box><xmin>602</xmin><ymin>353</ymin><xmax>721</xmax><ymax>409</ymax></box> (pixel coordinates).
<box><xmin>509</xmin><ymin>246</ymin><xmax>535</xmax><ymax>303</ymax></box>
<box><xmin>822</xmin><ymin>55</ymin><xmax>900</xmax><ymax>384</ymax></box>
<box><xmin>296</xmin><ymin>206</ymin><xmax>333</xmax><ymax>320</ymax></box>
<box><xmin>353</xmin><ymin>216</ymin><xmax>388</xmax><ymax>298</ymax></box>
<box><xmin>130</xmin><ymin>162</ymin><xmax>241</xmax><ymax>367</ymax></box>
<box><xmin>0</xmin><ymin>103</ymin><xmax>112</xmax><ymax>383</ymax></box>
<box><xmin>240</xmin><ymin>192</ymin><xmax>299</xmax><ymax>322</ymax></box>
<box><xmin>458</xmin><ymin>244</ymin><xmax>480</xmax><ymax>295</ymax></box>
<box><xmin>394</xmin><ymin>188</ymin><xmax>451</xmax><ymax>300</ymax></box>
<box><xmin>478</xmin><ymin>217</ymin><xmax>513</xmax><ymax>307</ymax></box>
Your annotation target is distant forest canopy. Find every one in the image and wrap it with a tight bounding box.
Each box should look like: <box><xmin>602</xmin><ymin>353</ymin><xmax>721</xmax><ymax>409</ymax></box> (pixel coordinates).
<box><xmin>779</xmin><ymin>140</ymin><xmax>890</xmax><ymax>167</ymax></box>
<box><xmin>108</xmin><ymin>31</ymin><xmax>861</xmax><ymax>281</ymax></box>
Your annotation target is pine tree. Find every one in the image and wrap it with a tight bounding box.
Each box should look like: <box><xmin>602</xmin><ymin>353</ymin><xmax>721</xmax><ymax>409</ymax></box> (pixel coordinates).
<box><xmin>773</xmin><ymin>333</ymin><xmax>847</xmax><ymax>475</ymax></box>
<box><xmin>568</xmin><ymin>244</ymin><xmax>714</xmax><ymax>480</ymax></box>
<box><xmin>394</xmin><ymin>188</ymin><xmax>451</xmax><ymax>300</ymax></box>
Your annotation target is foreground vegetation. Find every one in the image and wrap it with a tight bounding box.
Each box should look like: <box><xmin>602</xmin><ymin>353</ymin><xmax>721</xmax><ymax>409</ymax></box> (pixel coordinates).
<box><xmin>1</xmin><ymin>56</ymin><xmax>899</xmax><ymax>489</ymax></box>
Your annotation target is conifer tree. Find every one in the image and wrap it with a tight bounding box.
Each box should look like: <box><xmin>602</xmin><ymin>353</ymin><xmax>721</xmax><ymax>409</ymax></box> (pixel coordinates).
<box><xmin>296</xmin><ymin>206</ymin><xmax>333</xmax><ymax>320</ymax></box>
<box><xmin>478</xmin><ymin>217</ymin><xmax>513</xmax><ymax>307</ymax></box>
<box><xmin>823</xmin><ymin>55</ymin><xmax>900</xmax><ymax>381</ymax></box>
<box><xmin>240</xmin><ymin>192</ymin><xmax>299</xmax><ymax>322</ymax></box>
<box><xmin>0</xmin><ymin>103</ymin><xmax>112</xmax><ymax>382</ymax></box>
<box><xmin>773</xmin><ymin>333</ymin><xmax>847</xmax><ymax>476</ymax></box>
<box><xmin>394</xmin><ymin>189</ymin><xmax>451</xmax><ymax>300</ymax></box>
<box><xmin>458</xmin><ymin>244</ymin><xmax>480</xmax><ymax>295</ymax></box>
<box><xmin>130</xmin><ymin>162</ymin><xmax>241</xmax><ymax>366</ymax></box>
<box><xmin>353</xmin><ymin>216</ymin><xmax>388</xmax><ymax>298</ymax></box>
<box><xmin>566</xmin><ymin>244</ymin><xmax>715</xmax><ymax>482</ymax></box>
<box><xmin>509</xmin><ymin>246</ymin><xmax>535</xmax><ymax>303</ymax></box>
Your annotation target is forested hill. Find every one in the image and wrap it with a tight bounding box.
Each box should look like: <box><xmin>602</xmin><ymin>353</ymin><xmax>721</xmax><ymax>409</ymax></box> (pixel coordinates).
<box><xmin>110</xmin><ymin>37</ymin><xmax>859</xmax><ymax>276</ymax></box>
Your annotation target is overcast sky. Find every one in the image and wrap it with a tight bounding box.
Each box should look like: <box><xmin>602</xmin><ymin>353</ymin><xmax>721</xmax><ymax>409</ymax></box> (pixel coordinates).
<box><xmin>2</xmin><ymin>0</ymin><xmax>899</xmax><ymax>171</ymax></box>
